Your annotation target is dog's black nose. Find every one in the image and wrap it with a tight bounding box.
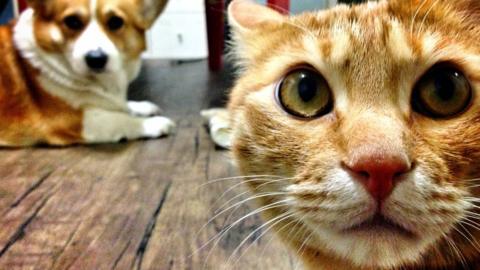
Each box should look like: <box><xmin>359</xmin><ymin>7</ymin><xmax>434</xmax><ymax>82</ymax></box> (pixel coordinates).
<box><xmin>85</xmin><ymin>49</ymin><xmax>108</xmax><ymax>71</ymax></box>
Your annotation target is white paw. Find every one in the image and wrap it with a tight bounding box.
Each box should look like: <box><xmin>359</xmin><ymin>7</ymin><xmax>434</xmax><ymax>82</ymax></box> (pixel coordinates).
<box><xmin>142</xmin><ymin>116</ymin><xmax>176</xmax><ymax>138</ymax></box>
<box><xmin>128</xmin><ymin>101</ymin><xmax>162</xmax><ymax>117</ymax></box>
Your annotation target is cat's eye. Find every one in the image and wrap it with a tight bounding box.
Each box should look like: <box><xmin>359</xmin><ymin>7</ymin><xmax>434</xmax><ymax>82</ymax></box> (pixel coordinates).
<box><xmin>63</xmin><ymin>15</ymin><xmax>85</xmax><ymax>31</ymax></box>
<box><xmin>107</xmin><ymin>16</ymin><xmax>124</xmax><ymax>31</ymax></box>
<box><xmin>412</xmin><ymin>65</ymin><xmax>472</xmax><ymax>118</ymax></box>
<box><xmin>276</xmin><ymin>68</ymin><xmax>333</xmax><ymax>118</ymax></box>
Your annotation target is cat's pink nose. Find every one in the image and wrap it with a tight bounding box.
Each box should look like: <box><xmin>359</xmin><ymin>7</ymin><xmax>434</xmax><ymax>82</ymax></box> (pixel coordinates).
<box><xmin>345</xmin><ymin>152</ymin><xmax>411</xmax><ymax>202</ymax></box>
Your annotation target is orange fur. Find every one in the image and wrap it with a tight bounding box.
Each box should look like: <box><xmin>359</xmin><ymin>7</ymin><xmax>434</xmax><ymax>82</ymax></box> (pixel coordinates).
<box><xmin>228</xmin><ymin>0</ymin><xmax>480</xmax><ymax>269</ymax></box>
<box><xmin>0</xmin><ymin>24</ymin><xmax>83</xmax><ymax>146</ymax></box>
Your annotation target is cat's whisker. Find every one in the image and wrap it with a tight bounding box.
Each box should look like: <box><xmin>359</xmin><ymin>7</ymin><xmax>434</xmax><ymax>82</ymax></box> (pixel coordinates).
<box><xmin>256</xmin><ymin>216</ymin><xmax>302</xmax><ymax>263</ymax></box>
<box><xmin>197</xmin><ymin>201</ymin><xmax>290</xmax><ymax>270</ymax></box>
<box><xmin>194</xmin><ymin>189</ymin><xmax>250</xmax><ymax>239</ymax></box>
<box><xmin>290</xmin><ymin>213</ymin><xmax>316</xmax><ymax>270</ymax></box>
<box><xmin>256</xmin><ymin>177</ymin><xmax>294</xmax><ymax>189</ymax></box>
<box><xmin>214</xmin><ymin>190</ymin><xmax>251</xmax><ymax>215</ymax></box>
<box><xmin>201</xmin><ymin>177</ymin><xmax>292</xmax><ymax>232</ymax></box>
<box><xmin>417</xmin><ymin>0</ymin><xmax>439</xmax><ymax>35</ymax></box>
<box><xmin>215</xmin><ymin>191</ymin><xmax>288</xmax><ymax>216</ymax></box>
<box><xmin>461</xmin><ymin>178</ymin><xmax>480</xmax><ymax>183</ymax></box>
<box><xmin>196</xmin><ymin>192</ymin><xmax>289</xmax><ymax>238</ymax></box>
<box><xmin>442</xmin><ymin>232</ymin><xmax>468</xmax><ymax>269</ymax></box>
<box><xmin>410</xmin><ymin>0</ymin><xmax>428</xmax><ymax>37</ymax></box>
<box><xmin>459</xmin><ymin>218</ymin><xmax>480</xmax><ymax>232</ymax></box>
<box><xmin>200</xmin><ymin>175</ymin><xmax>283</xmax><ymax>187</ymax></box>
<box><xmin>200</xmin><ymin>200</ymin><xmax>292</xmax><ymax>268</ymax></box>
<box><xmin>462</xmin><ymin>197</ymin><xmax>480</xmax><ymax>203</ymax></box>
<box><xmin>465</xmin><ymin>203</ymin><xmax>480</xmax><ymax>212</ymax></box>
<box><xmin>461</xmin><ymin>211</ymin><xmax>480</xmax><ymax>220</ymax></box>
<box><xmin>213</xmin><ymin>190</ymin><xmax>250</xmax><ymax>214</ymax></box>
<box><xmin>215</xmin><ymin>177</ymin><xmax>293</xmax><ymax>207</ymax></box>
<box><xmin>453</xmin><ymin>221</ymin><xmax>480</xmax><ymax>255</ymax></box>
<box><xmin>221</xmin><ymin>190</ymin><xmax>290</xmax><ymax>226</ymax></box>
<box><xmin>215</xmin><ymin>178</ymin><xmax>294</xmax><ymax>222</ymax></box>
<box><xmin>197</xmin><ymin>199</ymin><xmax>291</xmax><ymax>252</ymax></box>
<box><xmin>227</xmin><ymin>211</ymin><xmax>295</xmax><ymax>267</ymax></box>
<box><xmin>294</xmin><ymin>231</ymin><xmax>315</xmax><ymax>270</ymax></box>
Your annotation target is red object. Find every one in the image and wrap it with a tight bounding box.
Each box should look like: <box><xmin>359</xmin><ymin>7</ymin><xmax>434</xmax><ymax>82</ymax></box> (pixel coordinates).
<box><xmin>345</xmin><ymin>151</ymin><xmax>411</xmax><ymax>202</ymax></box>
<box><xmin>205</xmin><ymin>0</ymin><xmax>225</xmax><ymax>71</ymax></box>
<box><xmin>204</xmin><ymin>0</ymin><xmax>289</xmax><ymax>71</ymax></box>
<box><xmin>267</xmin><ymin>0</ymin><xmax>290</xmax><ymax>14</ymax></box>
<box><xmin>18</xmin><ymin>0</ymin><xmax>27</xmax><ymax>12</ymax></box>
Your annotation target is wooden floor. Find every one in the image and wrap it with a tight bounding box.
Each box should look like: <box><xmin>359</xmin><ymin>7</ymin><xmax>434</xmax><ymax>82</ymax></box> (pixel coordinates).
<box><xmin>0</xmin><ymin>60</ymin><xmax>297</xmax><ymax>270</ymax></box>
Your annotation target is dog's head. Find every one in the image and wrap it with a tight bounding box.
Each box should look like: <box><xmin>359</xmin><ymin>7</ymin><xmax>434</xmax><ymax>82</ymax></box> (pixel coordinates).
<box><xmin>26</xmin><ymin>0</ymin><xmax>167</xmax><ymax>76</ymax></box>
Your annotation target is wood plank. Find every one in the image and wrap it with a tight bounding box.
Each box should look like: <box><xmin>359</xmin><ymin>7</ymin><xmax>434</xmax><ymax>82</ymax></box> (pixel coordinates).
<box><xmin>0</xmin><ymin>141</ymin><xmax>175</xmax><ymax>269</ymax></box>
<box><xmin>139</xmin><ymin>124</ymin><xmax>297</xmax><ymax>270</ymax></box>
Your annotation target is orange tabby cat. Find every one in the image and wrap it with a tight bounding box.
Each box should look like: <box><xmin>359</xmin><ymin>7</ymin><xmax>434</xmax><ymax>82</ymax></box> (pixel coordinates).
<box><xmin>226</xmin><ymin>0</ymin><xmax>480</xmax><ymax>269</ymax></box>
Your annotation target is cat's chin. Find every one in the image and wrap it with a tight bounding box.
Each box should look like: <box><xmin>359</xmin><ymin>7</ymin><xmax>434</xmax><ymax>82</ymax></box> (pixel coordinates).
<box><xmin>304</xmin><ymin>221</ymin><xmax>436</xmax><ymax>269</ymax></box>
<box><xmin>342</xmin><ymin>214</ymin><xmax>417</xmax><ymax>239</ymax></box>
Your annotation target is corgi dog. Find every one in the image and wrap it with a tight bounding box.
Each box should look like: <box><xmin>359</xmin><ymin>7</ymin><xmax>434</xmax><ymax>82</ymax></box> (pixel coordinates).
<box><xmin>0</xmin><ymin>0</ymin><xmax>175</xmax><ymax>146</ymax></box>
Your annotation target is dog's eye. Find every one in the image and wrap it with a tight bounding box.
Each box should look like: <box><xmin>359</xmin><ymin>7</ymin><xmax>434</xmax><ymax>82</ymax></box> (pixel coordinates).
<box><xmin>412</xmin><ymin>64</ymin><xmax>472</xmax><ymax>118</ymax></box>
<box><xmin>107</xmin><ymin>16</ymin><xmax>124</xmax><ymax>31</ymax></box>
<box><xmin>276</xmin><ymin>67</ymin><xmax>333</xmax><ymax>118</ymax></box>
<box><xmin>63</xmin><ymin>15</ymin><xmax>84</xmax><ymax>31</ymax></box>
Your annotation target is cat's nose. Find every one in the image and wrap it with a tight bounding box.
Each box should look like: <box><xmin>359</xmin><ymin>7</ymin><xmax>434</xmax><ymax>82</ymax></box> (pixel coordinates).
<box><xmin>344</xmin><ymin>151</ymin><xmax>412</xmax><ymax>202</ymax></box>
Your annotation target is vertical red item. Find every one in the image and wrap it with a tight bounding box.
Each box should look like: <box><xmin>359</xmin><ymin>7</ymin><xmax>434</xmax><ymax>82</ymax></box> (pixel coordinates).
<box><xmin>18</xmin><ymin>0</ymin><xmax>27</xmax><ymax>12</ymax></box>
<box><xmin>267</xmin><ymin>0</ymin><xmax>290</xmax><ymax>14</ymax></box>
<box><xmin>205</xmin><ymin>0</ymin><xmax>225</xmax><ymax>71</ymax></box>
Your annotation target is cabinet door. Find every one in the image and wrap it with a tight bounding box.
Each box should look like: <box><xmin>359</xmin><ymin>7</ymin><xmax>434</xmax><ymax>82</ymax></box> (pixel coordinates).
<box><xmin>145</xmin><ymin>13</ymin><xmax>208</xmax><ymax>60</ymax></box>
<box><xmin>144</xmin><ymin>0</ymin><xmax>208</xmax><ymax>59</ymax></box>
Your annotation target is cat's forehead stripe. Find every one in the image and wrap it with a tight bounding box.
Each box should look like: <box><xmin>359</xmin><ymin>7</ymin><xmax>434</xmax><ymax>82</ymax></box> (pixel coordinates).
<box><xmin>421</xmin><ymin>33</ymin><xmax>440</xmax><ymax>58</ymax></box>
<box><xmin>329</xmin><ymin>27</ymin><xmax>351</xmax><ymax>65</ymax></box>
<box><xmin>388</xmin><ymin>20</ymin><xmax>414</xmax><ymax>60</ymax></box>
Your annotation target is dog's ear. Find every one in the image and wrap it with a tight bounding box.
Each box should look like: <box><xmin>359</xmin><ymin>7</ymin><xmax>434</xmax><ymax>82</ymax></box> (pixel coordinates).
<box><xmin>27</xmin><ymin>0</ymin><xmax>47</xmax><ymax>11</ymax></box>
<box><xmin>138</xmin><ymin>0</ymin><xmax>168</xmax><ymax>29</ymax></box>
<box><xmin>26</xmin><ymin>0</ymin><xmax>52</xmax><ymax>16</ymax></box>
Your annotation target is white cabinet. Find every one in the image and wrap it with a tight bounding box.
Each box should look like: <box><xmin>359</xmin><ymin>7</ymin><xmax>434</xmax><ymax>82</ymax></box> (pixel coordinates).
<box><xmin>144</xmin><ymin>0</ymin><xmax>208</xmax><ymax>60</ymax></box>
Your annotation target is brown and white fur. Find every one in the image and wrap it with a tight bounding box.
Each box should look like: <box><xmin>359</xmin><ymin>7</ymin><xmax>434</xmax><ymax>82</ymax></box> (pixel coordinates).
<box><xmin>0</xmin><ymin>0</ymin><xmax>174</xmax><ymax>146</ymax></box>
<box><xmin>225</xmin><ymin>0</ymin><xmax>480</xmax><ymax>269</ymax></box>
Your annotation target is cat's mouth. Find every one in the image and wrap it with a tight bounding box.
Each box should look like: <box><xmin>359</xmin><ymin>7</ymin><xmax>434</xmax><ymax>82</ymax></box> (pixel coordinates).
<box><xmin>343</xmin><ymin>214</ymin><xmax>417</xmax><ymax>239</ymax></box>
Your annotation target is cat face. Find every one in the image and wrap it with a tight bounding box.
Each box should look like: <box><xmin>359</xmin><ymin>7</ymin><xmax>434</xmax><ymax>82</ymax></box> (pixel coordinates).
<box><xmin>228</xmin><ymin>0</ymin><xmax>480</xmax><ymax>268</ymax></box>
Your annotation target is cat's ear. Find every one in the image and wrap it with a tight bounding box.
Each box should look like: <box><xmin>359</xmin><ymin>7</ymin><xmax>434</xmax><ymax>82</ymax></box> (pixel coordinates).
<box><xmin>228</xmin><ymin>0</ymin><xmax>284</xmax><ymax>33</ymax></box>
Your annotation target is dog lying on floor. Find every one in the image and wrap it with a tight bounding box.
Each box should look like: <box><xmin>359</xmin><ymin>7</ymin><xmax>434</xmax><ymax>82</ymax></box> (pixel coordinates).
<box><xmin>0</xmin><ymin>0</ymin><xmax>175</xmax><ymax>146</ymax></box>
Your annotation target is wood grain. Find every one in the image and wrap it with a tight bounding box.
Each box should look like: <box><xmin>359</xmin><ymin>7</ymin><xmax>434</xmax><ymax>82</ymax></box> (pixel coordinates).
<box><xmin>0</xmin><ymin>60</ymin><xmax>297</xmax><ymax>270</ymax></box>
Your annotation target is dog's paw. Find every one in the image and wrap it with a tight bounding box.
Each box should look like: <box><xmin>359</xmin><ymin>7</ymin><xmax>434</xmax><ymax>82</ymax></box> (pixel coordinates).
<box><xmin>128</xmin><ymin>101</ymin><xmax>162</xmax><ymax>116</ymax></box>
<box><xmin>142</xmin><ymin>116</ymin><xmax>176</xmax><ymax>138</ymax></box>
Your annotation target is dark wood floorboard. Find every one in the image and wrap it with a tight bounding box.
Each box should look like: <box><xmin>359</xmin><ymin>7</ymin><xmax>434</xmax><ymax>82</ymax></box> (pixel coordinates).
<box><xmin>0</xmin><ymin>60</ymin><xmax>297</xmax><ymax>270</ymax></box>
